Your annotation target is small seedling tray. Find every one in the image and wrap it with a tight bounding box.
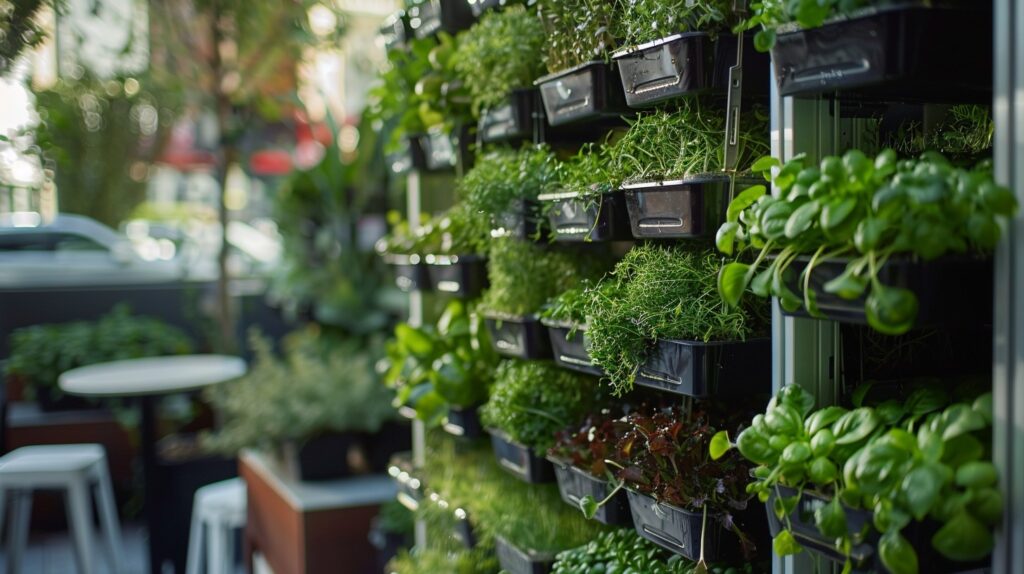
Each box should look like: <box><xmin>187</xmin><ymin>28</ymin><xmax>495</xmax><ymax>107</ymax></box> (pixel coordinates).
<box><xmin>781</xmin><ymin>255</ymin><xmax>993</xmax><ymax>329</ymax></box>
<box><xmin>479</xmin><ymin>88</ymin><xmax>538</xmax><ymax>143</ymax></box>
<box><xmin>623</xmin><ymin>177</ymin><xmax>760</xmax><ymax>239</ymax></box>
<box><xmin>538</xmin><ymin>190</ymin><xmax>631</xmax><ymax>242</ymax></box>
<box><xmin>770</xmin><ymin>4</ymin><xmax>991</xmax><ymax>103</ymax></box>
<box><xmin>425</xmin><ymin>254</ymin><xmax>488</xmax><ymax>297</ymax></box>
<box><xmin>383</xmin><ymin>254</ymin><xmax>428</xmax><ymax>292</ymax></box>
<box><xmin>380</xmin><ymin>11</ymin><xmax>411</xmax><ymax>52</ymax></box>
<box><xmin>536</xmin><ymin>61</ymin><xmax>629</xmax><ymax>127</ymax></box>
<box><xmin>484</xmin><ymin>313</ymin><xmax>552</xmax><ymax>359</ymax></box>
<box><xmin>628</xmin><ymin>490</ymin><xmax>767</xmax><ymax>562</ymax></box>
<box><xmin>613</xmin><ymin>32</ymin><xmax>769</xmax><ymax>107</ymax></box>
<box><xmin>491</xmin><ymin>199</ymin><xmax>545</xmax><ymax>241</ymax></box>
<box><xmin>489</xmin><ymin>428</ymin><xmax>555</xmax><ymax>483</ymax></box>
<box><xmin>548</xmin><ymin>456</ymin><xmax>632</xmax><ymax>526</ymax></box>
<box><xmin>635</xmin><ymin>338</ymin><xmax>771</xmax><ymax>399</ymax></box>
<box><xmin>409</xmin><ymin>0</ymin><xmax>476</xmax><ymax>39</ymax></box>
<box><xmin>444</xmin><ymin>404</ymin><xmax>484</xmax><ymax>439</ymax></box>
<box><xmin>766</xmin><ymin>485</ymin><xmax>989</xmax><ymax>573</ymax></box>
<box><xmin>495</xmin><ymin>536</ymin><xmax>556</xmax><ymax>574</ymax></box>
<box><xmin>541</xmin><ymin>320</ymin><xmax>602</xmax><ymax>376</ymax></box>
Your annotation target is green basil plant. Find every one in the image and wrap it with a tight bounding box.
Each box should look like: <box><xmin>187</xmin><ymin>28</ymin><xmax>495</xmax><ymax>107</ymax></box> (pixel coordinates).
<box><xmin>711</xmin><ymin>384</ymin><xmax>1001</xmax><ymax>574</ymax></box>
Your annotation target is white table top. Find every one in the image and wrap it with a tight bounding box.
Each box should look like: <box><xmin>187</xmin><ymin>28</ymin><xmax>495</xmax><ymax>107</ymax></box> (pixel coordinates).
<box><xmin>59</xmin><ymin>354</ymin><xmax>247</xmax><ymax>397</ymax></box>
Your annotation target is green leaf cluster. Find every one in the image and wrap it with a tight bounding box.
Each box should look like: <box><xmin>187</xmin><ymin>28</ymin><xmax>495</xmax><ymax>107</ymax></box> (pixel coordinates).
<box><xmin>384</xmin><ymin>300</ymin><xmax>498</xmax><ymax>426</ymax></box>
<box><xmin>736</xmin><ymin>0</ymin><xmax>874</xmax><ymax>52</ymax></box>
<box><xmin>716</xmin><ymin>150</ymin><xmax>1017</xmax><ymax>335</ymax></box>
<box><xmin>885</xmin><ymin>105</ymin><xmax>994</xmax><ymax>162</ymax></box>
<box><xmin>716</xmin><ymin>384</ymin><xmax>1001</xmax><ymax>574</ymax></box>
<box><xmin>554</xmin><ymin>142</ymin><xmax>621</xmax><ymax>199</ymax></box>
<box><xmin>587</xmin><ymin>244</ymin><xmax>769</xmax><ymax>395</ymax></box>
<box><xmin>615</xmin><ymin>0</ymin><xmax>739</xmax><ymax>48</ymax></box>
<box><xmin>452</xmin><ymin>5</ymin><xmax>548</xmax><ymax>115</ymax></box>
<box><xmin>537</xmin><ymin>0</ymin><xmax>620</xmax><ymax>73</ymax></box>
<box><xmin>480</xmin><ymin>360</ymin><xmax>603</xmax><ymax>452</ymax></box>
<box><xmin>552</xmin><ymin>528</ymin><xmax>752</xmax><ymax>574</ymax></box>
<box><xmin>376</xmin><ymin>202</ymin><xmax>487</xmax><ymax>256</ymax></box>
<box><xmin>8</xmin><ymin>305</ymin><xmax>193</xmax><ymax>399</ymax></box>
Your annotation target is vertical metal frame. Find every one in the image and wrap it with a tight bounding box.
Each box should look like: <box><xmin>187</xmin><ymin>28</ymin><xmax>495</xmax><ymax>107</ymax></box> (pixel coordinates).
<box><xmin>406</xmin><ymin>169</ymin><xmax>428</xmax><ymax>548</ymax></box>
<box><xmin>992</xmin><ymin>0</ymin><xmax>1024</xmax><ymax>571</ymax></box>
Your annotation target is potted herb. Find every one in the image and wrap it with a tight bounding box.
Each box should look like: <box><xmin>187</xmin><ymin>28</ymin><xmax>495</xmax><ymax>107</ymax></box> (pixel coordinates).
<box><xmin>587</xmin><ymin>244</ymin><xmax>770</xmax><ymax>398</ymax></box>
<box><xmin>606</xmin><ymin>105</ymin><xmax>769</xmax><ymax>240</ymax></box>
<box><xmin>453</xmin><ymin>6</ymin><xmax>548</xmax><ymax>142</ymax></box>
<box><xmin>383</xmin><ymin>300</ymin><xmax>498</xmax><ymax>436</ymax></box>
<box><xmin>540</xmin><ymin>143</ymin><xmax>630</xmax><ymax>242</ymax></box>
<box><xmin>738</xmin><ymin>1</ymin><xmax>990</xmax><ymax>102</ymax></box>
<box><xmin>481</xmin><ymin>360</ymin><xmax>603</xmax><ymax>483</ymax></box>
<box><xmin>203</xmin><ymin>329</ymin><xmax>397</xmax><ymax>481</ymax></box>
<box><xmin>7</xmin><ymin>305</ymin><xmax>193</xmax><ymax>411</ymax></box>
<box><xmin>539</xmin><ymin>282</ymin><xmax>606</xmax><ymax>376</ymax></box>
<box><xmin>716</xmin><ymin>150</ymin><xmax>1017</xmax><ymax>335</ymax></box>
<box><xmin>552</xmin><ymin>528</ymin><xmax>759</xmax><ymax>573</ymax></box>
<box><xmin>713</xmin><ymin>384</ymin><xmax>1001</xmax><ymax>573</ymax></box>
<box><xmin>534</xmin><ymin>0</ymin><xmax>628</xmax><ymax>126</ymax></box>
<box><xmin>611</xmin><ymin>0</ymin><xmax>769</xmax><ymax>107</ymax></box>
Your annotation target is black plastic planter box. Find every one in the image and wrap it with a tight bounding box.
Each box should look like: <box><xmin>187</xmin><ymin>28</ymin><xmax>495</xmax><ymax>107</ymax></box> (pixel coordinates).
<box><xmin>635</xmin><ymin>338</ymin><xmax>771</xmax><ymax>399</ymax></box>
<box><xmin>627</xmin><ymin>490</ymin><xmax>766</xmax><ymax>562</ymax></box>
<box><xmin>538</xmin><ymin>190</ymin><xmax>631</xmax><ymax>242</ymax></box>
<box><xmin>467</xmin><ymin>0</ymin><xmax>507</xmax><ymax>17</ymax></box>
<box><xmin>536</xmin><ymin>61</ymin><xmax>629</xmax><ymax>127</ymax></box>
<box><xmin>383</xmin><ymin>254</ymin><xmax>428</xmax><ymax>292</ymax></box>
<box><xmin>781</xmin><ymin>255</ymin><xmax>993</xmax><ymax>329</ymax></box>
<box><xmin>278</xmin><ymin>432</ymin><xmax>356</xmax><ymax>482</ymax></box>
<box><xmin>542</xmin><ymin>320</ymin><xmax>602</xmax><ymax>376</ymax></box>
<box><xmin>479</xmin><ymin>88</ymin><xmax>538</xmax><ymax>143</ymax></box>
<box><xmin>425</xmin><ymin>254</ymin><xmax>488</xmax><ymax>297</ymax></box>
<box><xmin>380</xmin><ymin>11</ymin><xmax>411</xmax><ymax>52</ymax></box>
<box><xmin>623</xmin><ymin>177</ymin><xmax>759</xmax><ymax>239</ymax></box>
<box><xmin>548</xmin><ymin>456</ymin><xmax>632</xmax><ymax>526</ymax></box>
<box><xmin>489</xmin><ymin>428</ymin><xmax>555</xmax><ymax>483</ymax></box>
<box><xmin>453</xmin><ymin>507</ymin><xmax>477</xmax><ymax>549</ymax></box>
<box><xmin>770</xmin><ymin>4</ymin><xmax>992</xmax><ymax>103</ymax></box>
<box><xmin>766</xmin><ymin>485</ymin><xmax>989</xmax><ymax>573</ymax></box>
<box><xmin>492</xmin><ymin>199</ymin><xmax>544</xmax><ymax>241</ymax></box>
<box><xmin>444</xmin><ymin>404</ymin><xmax>484</xmax><ymax>438</ymax></box>
<box><xmin>495</xmin><ymin>536</ymin><xmax>556</xmax><ymax>574</ymax></box>
<box><xmin>613</xmin><ymin>32</ymin><xmax>769</xmax><ymax>107</ymax></box>
<box><xmin>408</xmin><ymin>0</ymin><xmax>475</xmax><ymax>39</ymax></box>
<box><xmin>484</xmin><ymin>313</ymin><xmax>552</xmax><ymax>359</ymax></box>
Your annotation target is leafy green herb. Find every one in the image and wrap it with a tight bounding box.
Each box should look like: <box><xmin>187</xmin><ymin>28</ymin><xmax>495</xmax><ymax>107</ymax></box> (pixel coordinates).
<box><xmin>537</xmin><ymin>0</ymin><xmax>620</xmax><ymax>73</ymax></box>
<box><xmin>553</xmin><ymin>528</ymin><xmax>753</xmax><ymax>574</ymax></box>
<box><xmin>376</xmin><ymin>202</ymin><xmax>487</xmax><ymax>256</ymax></box>
<box><xmin>736</xmin><ymin>0</ymin><xmax>874</xmax><ymax>52</ymax></box>
<box><xmin>615</xmin><ymin>0</ymin><xmax>739</xmax><ymax>48</ymax></box>
<box><xmin>885</xmin><ymin>105</ymin><xmax>994</xmax><ymax>162</ymax></box>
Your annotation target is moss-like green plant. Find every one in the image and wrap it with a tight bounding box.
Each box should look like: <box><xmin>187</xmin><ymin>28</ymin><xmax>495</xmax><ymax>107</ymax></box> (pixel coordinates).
<box><xmin>537</xmin><ymin>0</ymin><xmax>620</xmax><ymax>73</ymax></box>
<box><xmin>885</xmin><ymin>105</ymin><xmax>994</xmax><ymax>161</ymax></box>
<box><xmin>615</xmin><ymin>0</ymin><xmax>740</xmax><ymax>48</ymax></box>
<box><xmin>453</xmin><ymin>5</ymin><xmax>547</xmax><ymax>115</ymax></box>
<box><xmin>556</xmin><ymin>143</ymin><xmax>620</xmax><ymax>198</ymax></box>
<box><xmin>587</xmin><ymin>244</ymin><xmax>769</xmax><ymax>395</ymax></box>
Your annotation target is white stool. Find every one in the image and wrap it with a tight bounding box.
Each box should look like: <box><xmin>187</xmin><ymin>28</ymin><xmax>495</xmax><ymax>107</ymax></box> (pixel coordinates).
<box><xmin>185</xmin><ymin>478</ymin><xmax>247</xmax><ymax>574</ymax></box>
<box><xmin>0</xmin><ymin>443</ymin><xmax>124</xmax><ymax>574</ymax></box>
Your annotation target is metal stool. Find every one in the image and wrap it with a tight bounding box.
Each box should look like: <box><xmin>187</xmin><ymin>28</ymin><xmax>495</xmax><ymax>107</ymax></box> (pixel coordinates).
<box><xmin>0</xmin><ymin>443</ymin><xmax>124</xmax><ymax>574</ymax></box>
<box><xmin>185</xmin><ymin>478</ymin><xmax>246</xmax><ymax>574</ymax></box>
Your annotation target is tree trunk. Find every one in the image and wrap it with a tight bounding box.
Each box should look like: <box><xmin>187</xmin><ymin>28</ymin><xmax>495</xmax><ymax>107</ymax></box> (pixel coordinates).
<box><xmin>212</xmin><ymin>1</ymin><xmax>238</xmax><ymax>354</ymax></box>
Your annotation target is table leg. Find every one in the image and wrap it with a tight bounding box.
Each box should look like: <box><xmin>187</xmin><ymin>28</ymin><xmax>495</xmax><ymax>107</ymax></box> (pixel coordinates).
<box><xmin>140</xmin><ymin>396</ymin><xmax>163</xmax><ymax>574</ymax></box>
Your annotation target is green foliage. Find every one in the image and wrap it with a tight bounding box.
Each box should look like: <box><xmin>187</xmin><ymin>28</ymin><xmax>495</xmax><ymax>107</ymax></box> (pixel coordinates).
<box><xmin>376</xmin><ymin>499</ymin><xmax>416</xmax><ymax>538</ymax></box>
<box><xmin>537</xmin><ymin>0</ymin><xmax>619</xmax><ymax>73</ymax></box>
<box><xmin>736</xmin><ymin>0</ymin><xmax>873</xmax><ymax>51</ymax></box>
<box><xmin>607</xmin><ymin>104</ymin><xmax>770</xmax><ymax>183</ymax></box>
<box><xmin>384</xmin><ymin>300</ymin><xmax>498</xmax><ymax>425</ymax></box>
<box><xmin>480</xmin><ymin>360</ymin><xmax>602</xmax><ymax>452</ymax></box>
<box><xmin>720</xmin><ymin>384</ymin><xmax>1001</xmax><ymax>573</ymax></box>
<box><xmin>453</xmin><ymin>5</ymin><xmax>547</xmax><ymax>115</ymax></box>
<box><xmin>886</xmin><ymin>105</ymin><xmax>994</xmax><ymax>161</ymax></box>
<box><xmin>479</xmin><ymin>236</ymin><xmax>611</xmax><ymax>317</ymax></box>
<box><xmin>386</xmin><ymin>546</ymin><xmax>496</xmax><ymax>574</ymax></box>
<box><xmin>587</xmin><ymin>244</ymin><xmax>769</xmax><ymax>395</ymax></box>
<box><xmin>376</xmin><ymin>203</ymin><xmax>487</xmax><ymax>257</ymax></box>
<box><xmin>539</xmin><ymin>280</ymin><xmax>606</xmax><ymax>327</ymax></box>
<box><xmin>615</xmin><ymin>0</ymin><xmax>739</xmax><ymax>48</ymax></box>
<box><xmin>716</xmin><ymin>150</ymin><xmax>1017</xmax><ymax>335</ymax></box>
<box><xmin>8</xmin><ymin>305</ymin><xmax>193</xmax><ymax>399</ymax></box>
<box><xmin>555</xmin><ymin>143</ymin><xmax>620</xmax><ymax>199</ymax></box>
<box><xmin>203</xmin><ymin>327</ymin><xmax>396</xmax><ymax>454</ymax></box>
<box><xmin>553</xmin><ymin>528</ymin><xmax>753</xmax><ymax>574</ymax></box>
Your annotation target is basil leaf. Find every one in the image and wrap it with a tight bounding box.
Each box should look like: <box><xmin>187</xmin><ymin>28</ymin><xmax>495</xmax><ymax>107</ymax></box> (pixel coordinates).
<box><xmin>904</xmin><ymin>388</ymin><xmax>949</xmax><ymax>418</ymax></box>
<box><xmin>955</xmin><ymin>461</ymin><xmax>998</xmax><ymax>489</ymax></box>
<box><xmin>814</xmin><ymin>496</ymin><xmax>847</xmax><ymax>539</ymax></box>
<box><xmin>970</xmin><ymin>487</ymin><xmax>1004</xmax><ymax>526</ymax></box>
<box><xmin>879</xmin><ymin>531</ymin><xmax>919</xmax><ymax>574</ymax></box>
<box><xmin>726</xmin><ymin>185</ymin><xmax>767</xmax><ymax>223</ymax></box>
<box><xmin>736</xmin><ymin>426</ymin><xmax>777</xmax><ymax>465</ymax></box>
<box><xmin>823</xmin><ymin>266</ymin><xmax>868</xmax><ymax>300</ymax></box>
<box><xmin>772</xmin><ymin>530</ymin><xmax>803</xmax><ymax>557</ymax></box>
<box><xmin>901</xmin><ymin>463</ymin><xmax>946</xmax><ymax>521</ymax></box>
<box><xmin>785</xmin><ymin>200</ymin><xmax>820</xmax><ymax>239</ymax></box>
<box><xmin>832</xmin><ymin>407</ymin><xmax>880</xmax><ymax>445</ymax></box>
<box><xmin>716</xmin><ymin>221</ymin><xmax>740</xmax><ymax>256</ymax></box>
<box><xmin>808</xmin><ymin>456</ymin><xmax>838</xmax><ymax>485</ymax></box>
<box><xmin>866</xmin><ymin>285</ymin><xmax>919</xmax><ymax>335</ymax></box>
<box><xmin>718</xmin><ymin>262</ymin><xmax>752</xmax><ymax>307</ymax></box>
<box><xmin>805</xmin><ymin>406</ymin><xmax>848</xmax><ymax>435</ymax></box>
<box><xmin>932</xmin><ymin>510</ymin><xmax>995</xmax><ymax>561</ymax></box>
<box><xmin>780</xmin><ymin>384</ymin><xmax>815</xmax><ymax>416</ymax></box>
<box><xmin>709</xmin><ymin>430</ymin><xmax>731</xmax><ymax>460</ymax></box>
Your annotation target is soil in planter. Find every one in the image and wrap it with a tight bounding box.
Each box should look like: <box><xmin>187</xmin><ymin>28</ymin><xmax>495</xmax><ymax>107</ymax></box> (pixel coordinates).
<box><xmin>539</xmin><ymin>191</ymin><xmax>631</xmax><ymax>242</ymax></box>
<box><xmin>623</xmin><ymin>177</ymin><xmax>760</xmax><ymax>240</ymax></box>
<box><xmin>635</xmin><ymin>338</ymin><xmax>771</xmax><ymax>399</ymax></box>
<box><xmin>536</xmin><ymin>61</ymin><xmax>630</xmax><ymax>127</ymax></box>
<box><xmin>484</xmin><ymin>315</ymin><xmax>552</xmax><ymax>360</ymax></box>
<box><xmin>549</xmin><ymin>456</ymin><xmax>631</xmax><ymax>526</ymax></box>
<box><xmin>543</xmin><ymin>321</ymin><xmax>602</xmax><ymax>377</ymax></box>
<box><xmin>495</xmin><ymin>535</ymin><xmax>556</xmax><ymax>574</ymax></box>
<box><xmin>489</xmin><ymin>429</ymin><xmax>554</xmax><ymax>483</ymax></box>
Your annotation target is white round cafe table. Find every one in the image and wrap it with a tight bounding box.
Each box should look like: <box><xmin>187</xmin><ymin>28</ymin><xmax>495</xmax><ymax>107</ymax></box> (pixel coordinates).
<box><xmin>59</xmin><ymin>355</ymin><xmax>246</xmax><ymax>574</ymax></box>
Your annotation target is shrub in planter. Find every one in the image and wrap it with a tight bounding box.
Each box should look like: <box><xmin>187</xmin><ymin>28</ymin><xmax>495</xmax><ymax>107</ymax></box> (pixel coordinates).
<box><xmin>8</xmin><ymin>305</ymin><xmax>193</xmax><ymax>409</ymax></box>
<box><xmin>715</xmin><ymin>150</ymin><xmax>1017</xmax><ymax>335</ymax></box>
<box><xmin>586</xmin><ymin>244</ymin><xmax>769</xmax><ymax>396</ymax></box>
<box><xmin>552</xmin><ymin>528</ymin><xmax>757</xmax><ymax>574</ymax></box>
<box><xmin>383</xmin><ymin>300</ymin><xmax>498</xmax><ymax>427</ymax></box>
<box><xmin>535</xmin><ymin>0</ymin><xmax>619</xmax><ymax>75</ymax></box>
<box><xmin>540</xmin><ymin>281</ymin><xmax>613</xmax><ymax>374</ymax></box>
<box><xmin>614</xmin><ymin>0</ymin><xmax>740</xmax><ymax>49</ymax></box>
<box><xmin>203</xmin><ymin>328</ymin><xmax>396</xmax><ymax>480</ymax></box>
<box><xmin>713</xmin><ymin>384</ymin><xmax>1002</xmax><ymax>574</ymax></box>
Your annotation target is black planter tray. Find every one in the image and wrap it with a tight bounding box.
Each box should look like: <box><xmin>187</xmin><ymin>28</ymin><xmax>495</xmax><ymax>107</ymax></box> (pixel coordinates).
<box><xmin>408</xmin><ymin>0</ymin><xmax>475</xmax><ymax>39</ymax></box>
<box><xmin>536</xmin><ymin>61</ymin><xmax>629</xmax><ymax>127</ymax></box>
<box><xmin>483</xmin><ymin>313</ymin><xmax>552</xmax><ymax>359</ymax></box>
<box><xmin>622</xmin><ymin>176</ymin><xmax>760</xmax><ymax>239</ymax></box>
<box><xmin>766</xmin><ymin>485</ymin><xmax>990</xmax><ymax>573</ymax></box>
<box><xmin>541</xmin><ymin>320</ymin><xmax>602</xmax><ymax>376</ymax></box>
<box><xmin>424</xmin><ymin>254</ymin><xmax>488</xmax><ymax>297</ymax></box>
<box><xmin>488</xmin><ymin>428</ymin><xmax>555</xmax><ymax>483</ymax></box>
<box><xmin>780</xmin><ymin>255</ymin><xmax>993</xmax><ymax>329</ymax></box>
<box><xmin>770</xmin><ymin>4</ymin><xmax>992</xmax><ymax>103</ymax></box>
<box><xmin>635</xmin><ymin>338</ymin><xmax>771</xmax><ymax>399</ymax></box>
<box><xmin>495</xmin><ymin>536</ymin><xmax>556</xmax><ymax>574</ymax></box>
<box><xmin>443</xmin><ymin>404</ymin><xmax>484</xmax><ymax>438</ymax></box>
<box><xmin>382</xmin><ymin>253</ymin><xmax>429</xmax><ymax>292</ymax></box>
<box><xmin>467</xmin><ymin>0</ymin><xmax>515</xmax><ymax>17</ymax></box>
<box><xmin>627</xmin><ymin>490</ymin><xmax>766</xmax><ymax>562</ymax></box>
<box><xmin>548</xmin><ymin>456</ymin><xmax>632</xmax><ymax>526</ymax></box>
<box><xmin>380</xmin><ymin>11</ymin><xmax>411</xmax><ymax>52</ymax></box>
<box><xmin>538</xmin><ymin>190</ymin><xmax>631</xmax><ymax>242</ymax></box>
<box><xmin>492</xmin><ymin>199</ymin><xmax>545</xmax><ymax>241</ymax></box>
<box><xmin>612</xmin><ymin>32</ymin><xmax>769</xmax><ymax>107</ymax></box>
<box><xmin>453</xmin><ymin>507</ymin><xmax>478</xmax><ymax>548</ymax></box>
<box><xmin>479</xmin><ymin>88</ymin><xmax>539</xmax><ymax>143</ymax></box>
